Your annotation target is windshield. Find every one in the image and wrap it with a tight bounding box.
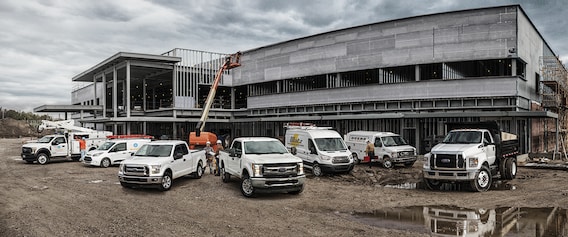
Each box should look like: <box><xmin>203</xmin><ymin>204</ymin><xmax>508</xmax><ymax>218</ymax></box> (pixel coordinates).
<box><xmin>37</xmin><ymin>136</ymin><xmax>55</xmax><ymax>143</ymax></box>
<box><xmin>442</xmin><ymin>131</ymin><xmax>482</xmax><ymax>144</ymax></box>
<box><xmin>314</xmin><ymin>138</ymin><xmax>347</xmax><ymax>151</ymax></box>
<box><xmin>97</xmin><ymin>142</ymin><xmax>116</xmax><ymax>151</ymax></box>
<box><xmin>134</xmin><ymin>144</ymin><xmax>173</xmax><ymax>157</ymax></box>
<box><xmin>244</xmin><ymin>141</ymin><xmax>289</xmax><ymax>155</ymax></box>
<box><xmin>381</xmin><ymin>136</ymin><xmax>408</xmax><ymax>147</ymax></box>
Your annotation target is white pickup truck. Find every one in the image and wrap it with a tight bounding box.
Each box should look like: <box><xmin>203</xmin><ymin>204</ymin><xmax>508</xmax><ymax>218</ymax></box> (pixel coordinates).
<box><xmin>118</xmin><ymin>140</ymin><xmax>206</xmax><ymax>191</ymax></box>
<box><xmin>218</xmin><ymin>137</ymin><xmax>306</xmax><ymax>197</ymax></box>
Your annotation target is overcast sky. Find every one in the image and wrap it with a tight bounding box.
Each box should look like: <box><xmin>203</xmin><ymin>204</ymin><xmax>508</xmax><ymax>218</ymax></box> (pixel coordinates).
<box><xmin>1</xmin><ymin>0</ymin><xmax>566</xmax><ymax>113</ymax></box>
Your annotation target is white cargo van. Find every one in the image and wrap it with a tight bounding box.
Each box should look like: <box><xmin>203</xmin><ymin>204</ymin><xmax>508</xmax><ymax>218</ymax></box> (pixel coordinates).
<box><xmin>84</xmin><ymin>138</ymin><xmax>152</xmax><ymax>168</ymax></box>
<box><xmin>345</xmin><ymin>131</ymin><xmax>417</xmax><ymax>168</ymax></box>
<box><xmin>284</xmin><ymin>123</ymin><xmax>354</xmax><ymax>176</ymax></box>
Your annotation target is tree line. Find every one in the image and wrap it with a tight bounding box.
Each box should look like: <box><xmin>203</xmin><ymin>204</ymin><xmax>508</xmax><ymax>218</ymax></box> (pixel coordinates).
<box><xmin>0</xmin><ymin>107</ymin><xmax>52</xmax><ymax>121</ymax></box>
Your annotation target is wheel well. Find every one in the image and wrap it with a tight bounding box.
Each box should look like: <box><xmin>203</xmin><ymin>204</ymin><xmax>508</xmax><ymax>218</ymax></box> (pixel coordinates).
<box><xmin>164</xmin><ymin>168</ymin><xmax>172</xmax><ymax>175</ymax></box>
<box><xmin>242</xmin><ymin>169</ymin><xmax>249</xmax><ymax>178</ymax></box>
<box><xmin>36</xmin><ymin>149</ymin><xmax>51</xmax><ymax>157</ymax></box>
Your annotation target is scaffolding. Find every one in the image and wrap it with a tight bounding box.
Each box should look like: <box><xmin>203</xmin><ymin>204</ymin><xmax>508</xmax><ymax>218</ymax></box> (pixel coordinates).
<box><xmin>539</xmin><ymin>55</ymin><xmax>568</xmax><ymax>160</ymax></box>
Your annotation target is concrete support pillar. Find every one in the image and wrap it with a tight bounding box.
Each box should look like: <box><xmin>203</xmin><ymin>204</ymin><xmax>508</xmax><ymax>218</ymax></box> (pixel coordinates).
<box><xmin>113</xmin><ymin>67</ymin><xmax>118</xmax><ymax>118</ymax></box>
<box><xmin>143</xmin><ymin>78</ymin><xmax>147</xmax><ymax>111</ymax></box>
<box><xmin>378</xmin><ymin>69</ymin><xmax>384</xmax><ymax>84</ymax></box>
<box><xmin>126</xmin><ymin>61</ymin><xmax>131</xmax><ymax>118</ymax></box>
<box><xmin>102</xmin><ymin>73</ymin><xmax>106</xmax><ymax>118</ymax></box>
<box><xmin>173</xmin><ymin>122</ymin><xmax>177</xmax><ymax>139</ymax></box>
<box><xmin>511</xmin><ymin>59</ymin><xmax>517</xmax><ymax>76</ymax></box>
<box><xmin>415</xmin><ymin>65</ymin><xmax>420</xmax><ymax>82</ymax></box>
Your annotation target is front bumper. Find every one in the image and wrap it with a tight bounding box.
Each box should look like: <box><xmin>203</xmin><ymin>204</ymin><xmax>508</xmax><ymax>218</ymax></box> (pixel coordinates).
<box><xmin>21</xmin><ymin>153</ymin><xmax>37</xmax><ymax>161</ymax></box>
<box><xmin>392</xmin><ymin>156</ymin><xmax>417</xmax><ymax>164</ymax></box>
<box><xmin>319</xmin><ymin>163</ymin><xmax>354</xmax><ymax>173</ymax></box>
<box><xmin>118</xmin><ymin>173</ymin><xmax>163</xmax><ymax>185</ymax></box>
<box><xmin>250</xmin><ymin>175</ymin><xmax>306</xmax><ymax>193</ymax></box>
<box><xmin>83</xmin><ymin>156</ymin><xmax>100</xmax><ymax>166</ymax></box>
<box><xmin>423</xmin><ymin>169</ymin><xmax>477</xmax><ymax>181</ymax></box>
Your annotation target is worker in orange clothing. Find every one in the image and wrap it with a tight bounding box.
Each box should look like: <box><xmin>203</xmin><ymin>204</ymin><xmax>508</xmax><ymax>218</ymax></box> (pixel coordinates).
<box><xmin>365</xmin><ymin>140</ymin><xmax>375</xmax><ymax>168</ymax></box>
<box><xmin>77</xmin><ymin>136</ymin><xmax>87</xmax><ymax>162</ymax></box>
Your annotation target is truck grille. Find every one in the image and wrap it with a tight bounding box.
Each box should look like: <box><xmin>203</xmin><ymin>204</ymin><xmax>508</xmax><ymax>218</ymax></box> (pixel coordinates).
<box><xmin>123</xmin><ymin>165</ymin><xmax>149</xmax><ymax>176</ymax></box>
<box><xmin>399</xmin><ymin>151</ymin><xmax>414</xmax><ymax>157</ymax></box>
<box><xmin>433</xmin><ymin>154</ymin><xmax>464</xmax><ymax>169</ymax></box>
<box><xmin>22</xmin><ymin>147</ymin><xmax>32</xmax><ymax>154</ymax></box>
<box><xmin>262</xmin><ymin>163</ymin><xmax>299</xmax><ymax>178</ymax></box>
<box><xmin>332</xmin><ymin>156</ymin><xmax>350</xmax><ymax>164</ymax></box>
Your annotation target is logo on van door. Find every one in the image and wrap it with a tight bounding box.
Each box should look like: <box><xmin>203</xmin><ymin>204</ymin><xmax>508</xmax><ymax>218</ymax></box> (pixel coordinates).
<box><xmin>290</xmin><ymin>134</ymin><xmax>302</xmax><ymax>147</ymax></box>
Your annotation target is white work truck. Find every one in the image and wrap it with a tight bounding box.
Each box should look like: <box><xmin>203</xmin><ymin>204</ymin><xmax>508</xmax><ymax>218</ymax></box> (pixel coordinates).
<box><xmin>218</xmin><ymin>137</ymin><xmax>306</xmax><ymax>197</ymax></box>
<box><xmin>423</xmin><ymin>121</ymin><xmax>519</xmax><ymax>192</ymax></box>
<box><xmin>21</xmin><ymin>133</ymin><xmax>111</xmax><ymax>165</ymax></box>
<box><xmin>118</xmin><ymin>140</ymin><xmax>206</xmax><ymax>191</ymax></box>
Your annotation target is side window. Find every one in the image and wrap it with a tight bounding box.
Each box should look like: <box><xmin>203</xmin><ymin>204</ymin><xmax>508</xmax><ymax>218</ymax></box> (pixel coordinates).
<box><xmin>174</xmin><ymin>144</ymin><xmax>189</xmax><ymax>155</ymax></box>
<box><xmin>54</xmin><ymin>137</ymin><xmax>66</xmax><ymax>144</ymax></box>
<box><xmin>308</xmin><ymin>139</ymin><xmax>317</xmax><ymax>154</ymax></box>
<box><xmin>233</xmin><ymin>142</ymin><xmax>242</xmax><ymax>153</ymax></box>
<box><xmin>115</xmin><ymin>143</ymin><xmax>127</xmax><ymax>152</ymax></box>
<box><xmin>483</xmin><ymin>132</ymin><xmax>492</xmax><ymax>144</ymax></box>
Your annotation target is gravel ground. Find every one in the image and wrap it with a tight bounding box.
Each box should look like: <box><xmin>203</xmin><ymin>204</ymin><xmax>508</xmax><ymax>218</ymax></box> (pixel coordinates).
<box><xmin>1</xmin><ymin>138</ymin><xmax>568</xmax><ymax>236</ymax></box>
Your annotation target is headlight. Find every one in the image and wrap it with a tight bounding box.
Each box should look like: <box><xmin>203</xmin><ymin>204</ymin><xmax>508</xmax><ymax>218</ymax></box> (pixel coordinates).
<box><xmin>91</xmin><ymin>152</ymin><xmax>103</xmax><ymax>157</ymax></box>
<box><xmin>321</xmin><ymin>155</ymin><xmax>331</xmax><ymax>161</ymax></box>
<box><xmin>297</xmin><ymin>162</ymin><xmax>304</xmax><ymax>175</ymax></box>
<box><xmin>150</xmin><ymin>165</ymin><xmax>161</xmax><ymax>174</ymax></box>
<box><xmin>423</xmin><ymin>153</ymin><xmax>430</xmax><ymax>162</ymax></box>
<box><xmin>469</xmin><ymin>157</ymin><xmax>478</xmax><ymax>168</ymax></box>
<box><xmin>31</xmin><ymin>147</ymin><xmax>37</xmax><ymax>153</ymax></box>
<box><xmin>119</xmin><ymin>163</ymin><xmax>125</xmax><ymax>172</ymax></box>
<box><xmin>391</xmin><ymin>152</ymin><xmax>398</xmax><ymax>158</ymax></box>
<box><xmin>252</xmin><ymin>164</ymin><xmax>263</xmax><ymax>177</ymax></box>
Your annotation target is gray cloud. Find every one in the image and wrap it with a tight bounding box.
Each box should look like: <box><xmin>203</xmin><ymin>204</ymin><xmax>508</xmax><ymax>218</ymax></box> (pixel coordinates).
<box><xmin>1</xmin><ymin>0</ymin><xmax>567</xmax><ymax>112</ymax></box>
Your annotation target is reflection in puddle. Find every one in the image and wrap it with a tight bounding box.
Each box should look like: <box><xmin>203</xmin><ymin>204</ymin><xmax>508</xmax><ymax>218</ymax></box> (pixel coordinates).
<box><xmin>383</xmin><ymin>181</ymin><xmax>516</xmax><ymax>191</ymax></box>
<box><xmin>348</xmin><ymin>206</ymin><xmax>567</xmax><ymax>236</ymax></box>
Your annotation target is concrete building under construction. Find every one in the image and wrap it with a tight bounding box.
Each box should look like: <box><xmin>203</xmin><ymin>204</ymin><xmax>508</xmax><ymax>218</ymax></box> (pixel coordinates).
<box><xmin>35</xmin><ymin>5</ymin><xmax>568</xmax><ymax>155</ymax></box>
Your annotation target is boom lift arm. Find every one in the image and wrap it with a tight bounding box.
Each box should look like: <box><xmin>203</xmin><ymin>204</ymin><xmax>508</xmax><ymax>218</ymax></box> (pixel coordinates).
<box><xmin>195</xmin><ymin>52</ymin><xmax>241</xmax><ymax>137</ymax></box>
<box><xmin>37</xmin><ymin>120</ymin><xmax>96</xmax><ymax>133</ymax></box>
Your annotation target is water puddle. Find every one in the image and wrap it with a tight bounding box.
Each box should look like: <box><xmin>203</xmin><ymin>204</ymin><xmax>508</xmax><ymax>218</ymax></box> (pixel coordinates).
<box><xmin>383</xmin><ymin>180</ymin><xmax>516</xmax><ymax>191</ymax></box>
<box><xmin>345</xmin><ymin>205</ymin><xmax>566</xmax><ymax>236</ymax></box>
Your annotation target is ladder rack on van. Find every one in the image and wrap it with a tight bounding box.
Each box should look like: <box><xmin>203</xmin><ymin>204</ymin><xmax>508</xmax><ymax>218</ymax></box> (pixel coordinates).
<box><xmin>284</xmin><ymin>122</ymin><xmax>332</xmax><ymax>130</ymax></box>
<box><xmin>106</xmin><ymin>134</ymin><xmax>154</xmax><ymax>140</ymax></box>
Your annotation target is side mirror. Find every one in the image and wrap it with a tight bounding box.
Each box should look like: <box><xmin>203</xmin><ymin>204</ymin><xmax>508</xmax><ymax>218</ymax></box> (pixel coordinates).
<box><xmin>290</xmin><ymin>147</ymin><xmax>297</xmax><ymax>155</ymax></box>
<box><xmin>347</xmin><ymin>145</ymin><xmax>351</xmax><ymax>150</ymax></box>
<box><xmin>174</xmin><ymin>153</ymin><xmax>183</xmax><ymax>159</ymax></box>
<box><xmin>130</xmin><ymin>153</ymin><xmax>135</xmax><ymax>156</ymax></box>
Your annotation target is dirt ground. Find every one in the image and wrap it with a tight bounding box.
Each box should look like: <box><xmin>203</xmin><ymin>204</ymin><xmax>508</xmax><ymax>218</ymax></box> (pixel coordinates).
<box><xmin>2</xmin><ymin>138</ymin><xmax>568</xmax><ymax>237</ymax></box>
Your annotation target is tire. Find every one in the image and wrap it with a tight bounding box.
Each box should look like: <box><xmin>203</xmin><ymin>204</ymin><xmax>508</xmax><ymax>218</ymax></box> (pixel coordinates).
<box><xmin>312</xmin><ymin>163</ymin><xmax>323</xmax><ymax>177</ymax></box>
<box><xmin>240</xmin><ymin>173</ymin><xmax>255</xmax><ymax>197</ymax></box>
<box><xmin>288</xmin><ymin>185</ymin><xmax>304</xmax><ymax>195</ymax></box>
<box><xmin>470</xmin><ymin>166</ymin><xmax>492</xmax><ymax>192</ymax></box>
<box><xmin>503</xmin><ymin>158</ymin><xmax>517</xmax><ymax>180</ymax></box>
<box><xmin>159</xmin><ymin>171</ymin><xmax>173</xmax><ymax>191</ymax></box>
<box><xmin>382</xmin><ymin>157</ymin><xmax>393</xmax><ymax>169</ymax></box>
<box><xmin>100</xmin><ymin>158</ymin><xmax>111</xmax><ymax>168</ymax></box>
<box><xmin>404</xmin><ymin>162</ymin><xmax>415</xmax><ymax>168</ymax></box>
<box><xmin>424</xmin><ymin>178</ymin><xmax>443</xmax><ymax>190</ymax></box>
<box><xmin>221</xmin><ymin>164</ymin><xmax>231</xmax><ymax>183</ymax></box>
<box><xmin>194</xmin><ymin>162</ymin><xmax>203</xmax><ymax>179</ymax></box>
<box><xmin>37</xmin><ymin>153</ymin><xmax>49</xmax><ymax>165</ymax></box>
<box><xmin>352</xmin><ymin>153</ymin><xmax>360</xmax><ymax>165</ymax></box>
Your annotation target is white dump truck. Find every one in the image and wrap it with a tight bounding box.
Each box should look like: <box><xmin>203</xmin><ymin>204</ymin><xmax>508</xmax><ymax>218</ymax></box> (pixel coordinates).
<box><xmin>218</xmin><ymin>137</ymin><xmax>306</xmax><ymax>197</ymax></box>
<box><xmin>423</xmin><ymin>121</ymin><xmax>519</xmax><ymax>192</ymax></box>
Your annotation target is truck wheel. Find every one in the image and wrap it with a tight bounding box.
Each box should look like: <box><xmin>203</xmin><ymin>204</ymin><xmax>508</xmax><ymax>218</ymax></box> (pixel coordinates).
<box><xmin>382</xmin><ymin>157</ymin><xmax>393</xmax><ymax>169</ymax></box>
<box><xmin>100</xmin><ymin>158</ymin><xmax>111</xmax><ymax>168</ymax></box>
<box><xmin>312</xmin><ymin>163</ymin><xmax>323</xmax><ymax>177</ymax></box>
<box><xmin>470</xmin><ymin>166</ymin><xmax>492</xmax><ymax>192</ymax></box>
<box><xmin>503</xmin><ymin>158</ymin><xmax>517</xmax><ymax>180</ymax></box>
<box><xmin>240</xmin><ymin>173</ymin><xmax>255</xmax><ymax>197</ymax></box>
<box><xmin>194</xmin><ymin>162</ymin><xmax>203</xmax><ymax>179</ymax></box>
<box><xmin>289</xmin><ymin>185</ymin><xmax>304</xmax><ymax>195</ymax></box>
<box><xmin>424</xmin><ymin>178</ymin><xmax>443</xmax><ymax>190</ymax></box>
<box><xmin>352</xmin><ymin>153</ymin><xmax>360</xmax><ymax>165</ymax></box>
<box><xmin>221</xmin><ymin>165</ymin><xmax>231</xmax><ymax>183</ymax></box>
<box><xmin>159</xmin><ymin>171</ymin><xmax>173</xmax><ymax>191</ymax></box>
<box><xmin>37</xmin><ymin>153</ymin><xmax>49</xmax><ymax>165</ymax></box>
